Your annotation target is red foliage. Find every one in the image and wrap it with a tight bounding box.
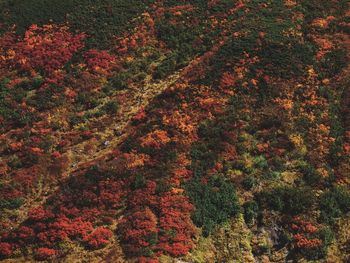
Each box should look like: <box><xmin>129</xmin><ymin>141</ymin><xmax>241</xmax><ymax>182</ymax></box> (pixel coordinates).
<box><xmin>9</xmin><ymin>24</ymin><xmax>85</xmax><ymax>75</ymax></box>
<box><xmin>83</xmin><ymin>227</ymin><xmax>113</xmax><ymax>249</ymax></box>
<box><xmin>28</xmin><ymin>207</ymin><xmax>54</xmax><ymax>222</ymax></box>
<box><xmin>35</xmin><ymin>247</ymin><xmax>57</xmax><ymax>261</ymax></box>
<box><xmin>98</xmin><ymin>180</ymin><xmax>125</xmax><ymax>209</ymax></box>
<box><xmin>128</xmin><ymin>180</ymin><xmax>158</xmax><ymax>208</ymax></box>
<box><xmin>220</xmin><ymin>71</ymin><xmax>236</xmax><ymax>89</ymax></box>
<box><xmin>120</xmin><ymin>207</ymin><xmax>158</xmax><ymax>255</ymax></box>
<box><xmin>132</xmin><ymin>107</ymin><xmax>147</xmax><ymax>122</ymax></box>
<box><xmin>0</xmin><ymin>242</ymin><xmax>12</xmax><ymax>258</ymax></box>
<box><xmin>139</xmin><ymin>257</ymin><xmax>159</xmax><ymax>263</ymax></box>
<box><xmin>83</xmin><ymin>49</ymin><xmax>118</xmax><ymax>74</ymax></box>
<box><xmin>140</xmin><ymin>130</ymin><xmax>171</xmax><ymax>149</ymax></box>
<box><xmin>290</xmin><ymin>217</ymin><xmax>323</xmax><ymax>249</ymax></box>
<box><xmin>17</xmin><ymin>226</ymin><xmax>35</xmax><ymax>240</ymax></box>
<box><xmin>291</xmin><ymin>217</ymin><xmax>319</xmax><ymax>234</ymax></box>
<box><xmin>293</xmin><ymin>234</ymin><xmax>323</xmax><ymax>249</ymax></box>
<box><xmin>157</xmin><ymin>192</ymin><xmax>196</xmax><ymax>256</ymax></box>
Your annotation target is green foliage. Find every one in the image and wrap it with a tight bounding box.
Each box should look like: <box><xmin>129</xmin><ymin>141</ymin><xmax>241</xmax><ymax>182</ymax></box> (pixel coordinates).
<box><xmin>3</xmin><ymin>0</ymin><xmax>151</xmax><ymax>48</ymax></box>
<box><xmin>242</xmin><ymin>176</ymin><xmax>256</xmax><ymax>190</ymax></box>
<box><xmin>153</xmin><ymin>54</ymin><xmax>178</xmax><ymax>80</ymax></box>
<box><xmin>75</xmin><ymin>92</ymin><xmax>99</xmax><ymax>111</ymax></box>
<box><xmin>28</xmin><ymin>85</ymin><xmax>65</xmax><ymax>111</ymax></box>
<box><xmin>0</xmin><ymin>197</ymin><xmax>24</xmax><ymax>210</ymax></box>
<box><xmin>131</xmin><ymin>175</ymin><xmax>146</xmax><ymax>190</ymax></box>
<box><xmin>319</xmin><ymin>187</ymin><xmax>350</xmax><ymax>225</ymax></box>
<box><xmin>298</xmin><ymin>162</ymin><xmax>322</xmax><ymax>186</ymax></box>
<box><xmin>319</xmin><ymin>49</ymin><xmax>348</xmax><ymax>78</ymax></box>
<box><xmin>68</xmin><ymin>114</ymin><xmax>87</xmax><ymax>127</ymax></box>
<box><xmin>301</xmin><ymin>0</ymin><xmax>348</xmax><ymax>24</ymax></box>
<box><xmin>258</xmin><ymin>187</ymin><xmax>314</xmax><ymax>215</ymax></box>
<box><xmin>243</xmin><ymin>201</ymin><xmax>258</xmax><ymax>224</ymax></box>
<box><xmin>190</xmin><ymin>143</ymin><xmax>218</xmax><ymax>177</ymax></box>
<box><xmin>103</xmin><ymin>101</ymin><xmax>119</xmax><ymax>114</ymax></box>
<box><xmin>259</xmin><ymin>41</ymin><xmax>315</xmax><ymax>78</ymax></box>
<box><xmin>15</xmin><ymin>77</ymin><xmax>44</xmax><ymax>91</ymax></box>
<box><xmin>253</xmin><ymin>155</ymin><xmax>268</xmax><ymax>169</ymax></box>
<box><xmin>108</xmin><ymin>72</ymin><xmax>129</xmax><ymax>90</ymax></box>
<box><xmin>186</xmin><ymin>175</ymin><xmax>240</xmax><ymax>236</ymax></box>
<box><xmin>299</xmin><ymin>227</ymin><xmax>334</xmax><ymax>260</ymax></box>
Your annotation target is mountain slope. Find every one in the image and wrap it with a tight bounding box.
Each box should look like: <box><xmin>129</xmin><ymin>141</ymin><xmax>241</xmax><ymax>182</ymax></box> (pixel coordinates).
<box><xmin>0</xmin><ymin>0</ymin><xmax>349</xmax><ymax>262</ymax></box>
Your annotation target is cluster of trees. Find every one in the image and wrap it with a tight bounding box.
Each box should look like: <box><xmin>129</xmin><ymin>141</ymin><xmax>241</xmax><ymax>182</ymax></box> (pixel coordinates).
<box><xmin>0</xmin><ymin>0</ymin><xmax>349</xmax><ymax>262</ymax></box>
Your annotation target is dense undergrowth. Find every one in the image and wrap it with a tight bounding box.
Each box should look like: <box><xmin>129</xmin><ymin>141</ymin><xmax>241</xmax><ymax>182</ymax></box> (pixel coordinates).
<box><xmin>0</xmin><ymin>0</ymin><xmax>349</xmax><ymax>262</ymax></box>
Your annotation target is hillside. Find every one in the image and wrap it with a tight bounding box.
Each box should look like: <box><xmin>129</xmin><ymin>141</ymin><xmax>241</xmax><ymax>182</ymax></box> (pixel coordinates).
<box><xmin>0</xmin><ymin>0</ymin><xmax>349</xmax><ymax>262</ymax></box>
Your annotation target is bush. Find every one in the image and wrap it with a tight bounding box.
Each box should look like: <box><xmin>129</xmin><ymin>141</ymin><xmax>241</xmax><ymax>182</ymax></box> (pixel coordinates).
<box><xmin>4</xmin><ymin>0</ymin><xmax>150</xmax><ymax>48</ymax></box>
<box><xmin>319</xmin><ymin>187</ymin><xmax>350</xmax><ymax>225</ymax></box>
<box><xmin>242</xmin><ymin>176</ymin><xmax>256</xmax><ymax>190</ymax></box>
<box><xmin>153</xmin><ymin>54</ymin><xmax>178</xmax><ymax>79</ymax></box>
<box><xmin>109</xmin><ymin>72</ymin><xmax>130</xmax><ymax>90</ymax></box>
<box><xmin>103</xmin><ymin>101</ymin><xmax>119</xmax><ymax>114</ymax></box>
<box><xmin>258</xmin><ymin>187</ymin><xmax>314</xmax><ymax>215</ymax></box>
<box><xmin>186</xmin><ymin>175</ymin><xmax>240</xmax><ymax>236</ymax></box>
<box><xmin>243</xmin><ymin>201</ymin><xmax>259</xmax><ymax>225</ymax></box>
<box><xmin>0</xmin><ymin>197</ymin><xmax>24</xmax><ymax>210</ymax></box>
<box><xmin>299</xmin><ymin>228</ymin><xmax>334</xmax><ymax>260</ymax></box>
<box><xmin>319</xmin><ymin>49</ymin><xmax>348</xmax><ymax>78</ymax></box>
<box><xmin>0</xmin><ymin>242</ymin><xmax>12</xmax><ymax>258</ymax></box>
<box><xmin>298</xmin><ymin>163</ymin><xmax>322</xmax><ymax>186</ymax></box>
<box><xmin>35</xmin><ymin>247</ymin><xmax>57</xmax><ymax>261</ymax></box>
<box><xmin>84</xmin><ymin>227</ymin><xmax>113</xmax><ymax>249</ymax></box>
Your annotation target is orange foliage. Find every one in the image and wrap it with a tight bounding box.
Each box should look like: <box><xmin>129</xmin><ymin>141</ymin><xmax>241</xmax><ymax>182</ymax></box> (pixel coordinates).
<box><xmin>140</xmin><ymin>130</ymin><xmax>171</xmax><ymax>149</ymax></box>
<box><xmin>123</xmin><ymin>151</ymin><xmax>151</xmax><ymax>169</ymax></box>
<box><xmin>220</xmin><ymin>72</ymin><xmax>236</xmax><ymax>89</ymax></box>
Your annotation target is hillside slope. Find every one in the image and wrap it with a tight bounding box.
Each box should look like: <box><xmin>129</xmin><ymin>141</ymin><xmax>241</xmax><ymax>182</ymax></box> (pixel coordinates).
<box><xmin>0</xmin><ymin>0</ymin><xmax>349</xmax><ymax>262</ymax></box>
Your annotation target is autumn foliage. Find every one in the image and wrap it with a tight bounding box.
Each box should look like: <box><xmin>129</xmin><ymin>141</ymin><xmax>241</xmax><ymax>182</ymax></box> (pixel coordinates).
<box><xmin>2</xmin><ymin>24</ymin><xmax>85</xmax><ymax>75</ymax></box>
<box><xmin>0</xmin><ymin>0</ymin><xmax>349</xmax><ymax>262</ymax></box>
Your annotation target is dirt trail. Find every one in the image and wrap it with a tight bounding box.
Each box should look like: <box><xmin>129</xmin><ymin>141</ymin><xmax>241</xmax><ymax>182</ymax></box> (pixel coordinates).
<box><xmin>65</xmin><ymin>70</ymin><xmax>182</xmax><ymax>175</ymax></box>
<box><xmin>10</xmin><ymin>69</ymin><xmax>182</xmax><ymax>236</ymax></box>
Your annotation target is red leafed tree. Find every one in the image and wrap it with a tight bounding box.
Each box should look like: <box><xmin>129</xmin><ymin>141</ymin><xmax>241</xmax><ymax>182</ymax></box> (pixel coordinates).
<box><xmin>157</xmin><ymin>192</ymin><xmax>196</xmax><ymax>256</ymax></box>
<box><xmin>83</xmin><ymin>49</ymin><xmax>118</xmax><ymax>74</ymax></box>
<box><xmin>138</xmin><ymin>256</ymin><xmax>159</xmax><ymax>263</ymax></box>
<box><xmin>35</xmin><ymin>247</ymin><xmax>57</xmax><ymax>260</ymax></box>
<box><xmin>6</xmin><ymin>24</ymin><xmax>85</xmax><ymax>75</ymax></box>
<box><xmin>83</xmin><ymin>227</ymin><xmax>113</xmax><ymax>249</ymax></box>
<box><xmin>128</xmin><ymin>180</ymin><xmax>158</xmax><ymax>209</ymax></box>
<box><xmin>220</xmin><ymin>71</ymin><xmax>236</xmax><ymax>89</ymax></box>
<box><xmin>28</xmin><ymin>206</ymin><xmax>54</xmax><ymax>222</ymax></box>
<box><xmin>290</xmin><ymin>217</ymin><xmax>323</xmax><ymax>250</ymax></box>
<box><xmin>0</xmin><ymin>242</ymin><xmax>12</xmax><ymax>258</ymax></box>
<box><xmin>119</xmin><ymin>207</ymin><xmax>159</xmax><ymax>256</ymax></box>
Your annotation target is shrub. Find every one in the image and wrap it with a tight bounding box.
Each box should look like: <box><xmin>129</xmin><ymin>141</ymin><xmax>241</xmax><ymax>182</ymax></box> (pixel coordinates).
<box><xmin>291</xmin><ymin>217</ymin><xmax>334</xmax><ymax>260</ymax></box>
<box><xmin>153</xmin><ymin>54</ymin><xmax>178</xmax><ymax>79</ymax></box>
<box><xmin>4</xmin><ymin>0</ymin><xmax>149</xmax><ymax>48</ymax></box>
<box><xmin>243</xmin><ymin>201</ymin><xmax>259</xmax><ymax>225</ymax></box>
<box><xmin>119</xmin><ymin>207</ymin><xmax>159</xmax><ymax>257</ymax></box>
<box><xmin>35</xmin><ymin>248</ymin><xmax>57</xmax><ymax>261</ymax></box>
<box><xmin>186</xmin><ymin>175</ymin><xmax>240</xmax><ymax>236</ymax></box>
<box><xmin>84</xmin><ymin>227</ymin><xmax>113</xmax><ymax>249</ymax></box>
<box><xmin>319</xmin><ymin>49</ymin><xmax>348</xmax><ymax>78</ymax></box>
<box><xmin>258</xmin><ymin>187</ymin><xmax>314</xmax><ymax>215</ymax></box>
<box><xmin>8</xmin><ymin>24</ymin><xmax>86</xmax><ymax>75</ymax></box>
<box><xmin>131</xmin><ymin>175</ymin><xmax>147</xmax><ymax>190</ymax></box>
<box><xmin>109</xmin><ymin>72</ymin><xmax>130</xmax><ymax>90</ymax></box>
<box><xmin>242</xmin><ymin>176</ymin><xmax>257</xmax><ymax>190</ymax></box>
<box><xmin>298</xmin><ymin>163</ymin><xmax>322</xmax><ymax>186</ymax></box>
<box><xmin>103</xmin><ymin>101</ymin><xmax>119</xmax><ymax>115</ymax></box>
<box><xmin>0</xmin><ymin>242</ymin><xmax>12</xmax><ymax>258</ymax></box>
<box><xmin>319</xmin><ymin>187</ymin><xmax>350</xmax><ymax>225</ymax></box>
<box><xmin>0</xmin><ymin>197</ymin><xmax>24</xmax><ymax>210</ymax></box>
<box><xmin>83</xmin><ymin>49</ymin><xmax>117</xmax><ymax>74</ymax></box>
